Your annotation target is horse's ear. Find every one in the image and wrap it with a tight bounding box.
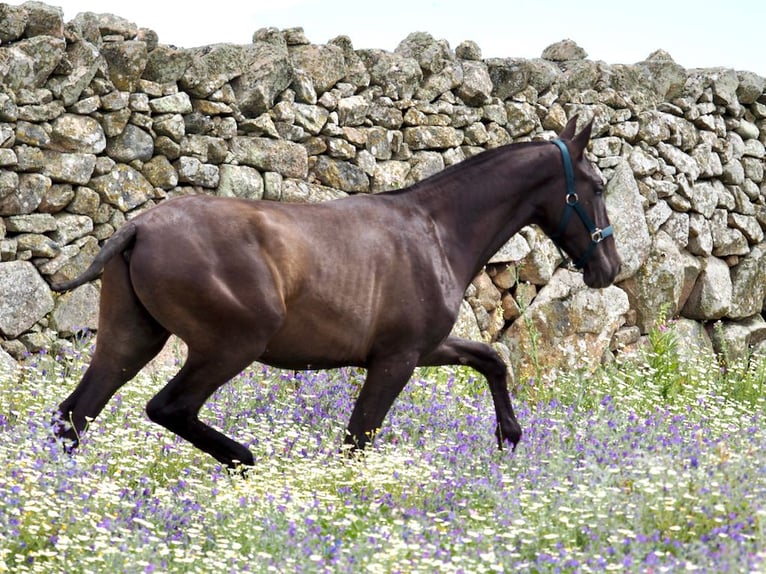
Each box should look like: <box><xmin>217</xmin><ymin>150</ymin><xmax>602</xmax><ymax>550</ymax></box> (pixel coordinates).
<box><xmin>570</xmin><ymin>119</ymin><xmax>594</xmax><ymax>159</ymax></box>
<box><xmin>559</xmin><ymin>115</ymin><xmax>579</xmax><ymax>140</ymax></box>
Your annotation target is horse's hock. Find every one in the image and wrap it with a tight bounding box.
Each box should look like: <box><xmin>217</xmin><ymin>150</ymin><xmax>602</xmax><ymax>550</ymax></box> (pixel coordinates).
<box><xmin>1</xmin><ymin>2</ymin><xmax>765</xmax><ymax>379</ymax></box>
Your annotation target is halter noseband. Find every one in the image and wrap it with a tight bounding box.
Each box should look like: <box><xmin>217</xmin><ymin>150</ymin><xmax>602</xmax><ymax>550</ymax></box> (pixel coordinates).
<box><xmin>549</xmin><ymin>139</ymin><xmax>613</xmax><ymax>270</ymax></box>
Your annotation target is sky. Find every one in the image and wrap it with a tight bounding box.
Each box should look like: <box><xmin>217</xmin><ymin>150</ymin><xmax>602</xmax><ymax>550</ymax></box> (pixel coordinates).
<box><xmin>7</xmin><ymin>0</ymin><xmax>766</xmax><ymax>77</ymax></box>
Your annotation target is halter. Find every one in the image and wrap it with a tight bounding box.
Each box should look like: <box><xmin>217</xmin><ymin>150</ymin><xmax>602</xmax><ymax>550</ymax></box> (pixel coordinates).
<box><xmin>549</xmin><ymin>139</ymin><xmax>613</xmax><ymax>270</ymax></box>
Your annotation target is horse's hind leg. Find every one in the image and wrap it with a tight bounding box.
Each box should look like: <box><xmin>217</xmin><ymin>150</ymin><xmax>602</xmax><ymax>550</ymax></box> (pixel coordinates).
<box><xmin>145</xmin><ymin>349</ymin><xmax>257</xmax><ymax>468</ymax></box>
<box><xmin>419</xmin><ymin>336</ymin><xmax>522</xmax><ymax>449</ymax></box>
<box><xmin>55</xmin><ymin>256</ymin><xmax>170</xmax><ymax>447</ymax></box>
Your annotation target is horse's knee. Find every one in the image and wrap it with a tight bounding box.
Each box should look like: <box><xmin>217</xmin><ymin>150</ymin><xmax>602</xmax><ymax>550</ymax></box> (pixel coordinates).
<box><xmin>145</xmin><ymin>395</ymin><xmax>180</xmax><ymax>427</ymax></box>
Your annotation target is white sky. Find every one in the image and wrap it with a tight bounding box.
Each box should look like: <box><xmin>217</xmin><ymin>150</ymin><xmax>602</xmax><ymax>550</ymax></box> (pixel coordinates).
<box><xmin>8</xmin><ymin>0</ymin><xmax>766</xmax><ymax>76</ymax></box>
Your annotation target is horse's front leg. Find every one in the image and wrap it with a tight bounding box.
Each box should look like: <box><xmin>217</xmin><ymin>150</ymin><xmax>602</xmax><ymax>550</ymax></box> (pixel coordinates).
<box><xmin>420</xmin><ymin>336</ymin><xmax>522</xmax><ymax>449</ymax></box>
<box><xmin>345</xmin><ymin>352</ymin><xmax>419</xmax><ymax>451</ymax></box>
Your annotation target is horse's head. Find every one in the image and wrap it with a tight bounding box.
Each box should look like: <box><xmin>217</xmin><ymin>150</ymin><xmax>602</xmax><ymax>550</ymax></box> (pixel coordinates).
<box><xmin>538</xmin><ymin>116</ymin><xmax>621</xmax><ymax>289</ymax></box>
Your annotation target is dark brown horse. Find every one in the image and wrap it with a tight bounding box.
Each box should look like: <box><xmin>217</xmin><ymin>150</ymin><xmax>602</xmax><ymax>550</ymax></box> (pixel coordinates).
<box><xmin>51</xmin><ymin>116</ymin><xmax>620</xmax><ymax>468</ymax></box>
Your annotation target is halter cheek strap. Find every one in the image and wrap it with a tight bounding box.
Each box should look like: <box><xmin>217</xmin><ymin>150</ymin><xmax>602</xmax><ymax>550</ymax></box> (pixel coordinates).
<box><xmin>549</xmin><ymin>139</ymin><xmax>614</xmax><ymax>270</ymax></box>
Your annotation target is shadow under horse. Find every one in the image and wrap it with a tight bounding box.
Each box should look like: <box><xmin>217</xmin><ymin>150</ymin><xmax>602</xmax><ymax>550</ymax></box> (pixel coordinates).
<box><xmin>51</xmin><ymin>116</ymin><xmax>621</xmax><ymax>469</ymax></box>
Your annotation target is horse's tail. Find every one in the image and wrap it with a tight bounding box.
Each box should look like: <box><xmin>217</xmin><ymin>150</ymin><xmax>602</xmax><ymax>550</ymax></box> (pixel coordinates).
<box><xmin>50</xmin><ymin>222</ymin><xmax>138</xmax><ymax>292</ymax></box>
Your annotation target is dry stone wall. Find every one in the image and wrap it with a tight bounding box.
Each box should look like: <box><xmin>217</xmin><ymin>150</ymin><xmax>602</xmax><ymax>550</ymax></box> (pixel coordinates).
<box><xmin>1</xmin><ymin>2</ymin><xmax>765</xmax><ymax>381</ymax></box>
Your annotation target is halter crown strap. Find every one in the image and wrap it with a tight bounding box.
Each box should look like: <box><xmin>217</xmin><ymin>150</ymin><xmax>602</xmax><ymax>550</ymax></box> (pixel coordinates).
<box><xmin>552</xmin><ymin>139</ymin><xmax>575</xmax><ymax>196</ymax></box>
<box><xmin>549</xmin><ymin>139</ymin><xmax>614</xmax><ymax>270</ymax></box>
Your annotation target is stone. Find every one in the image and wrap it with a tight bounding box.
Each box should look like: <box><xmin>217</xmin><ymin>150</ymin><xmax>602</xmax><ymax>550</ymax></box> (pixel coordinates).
<box><xmin>450</xmin><ymin>300</ymin><xmax>483</xmax><ymax>341</ymax></box>
<box><xmin>456</xmin><ymin>60</ymin><xmax>493</xmax><ymax>106</ymax></box>
<box><xmin>0</xmin><ymin>36</ymin><xmax>66</xmax><ymax>92</ymax></box>
<box><xmin>515</xmin><ymin>227</ymin><xmax>561</xmax><ymax>285</ymax></box>
<box><xmin>728</xmin><ymin>245</ymin><xmax>766</xmax><ymax>319</ymax></box>
<box><xmin>0</xmin><ymin>261</ymin><xmax>54</xmax><ymax>338</ymax></box>
<box><xmin>280</xmin><ymin>179</ymin><xmax>347</xmax><ymax>203</ymax></box>
<box><xmin>485</xmin><ymin>58</ymin><xmax>528</xmax><ymax>100</ymax></box>
<box><xmin>0</xmin><ymin>4</ymin><xmax>26</xmax><ymax>43</ymax></box>
<box><xmin>38</xmin><ymin>184</ymin><xmax>75</xmax><ymax>214</ymax></box>
<box><xmin>470</xmin><ymin>271</ymin><xmax>502</xmax><ymax>312</ymax></box>
<box><xmin>661</xmin><ymin>211</ymin><xmax>690</xmax><ymax>248</ymax></box>
<box><xmin>0</xmin><ymin>173</ymin><xmax>50</xmax><ymax>215</ymax></box>
<box><xmin>619</xmin><ymin>231</ymin><xmax>685</xmax><ymax>332</ymax></box>
<box><xmin>710</xmin><ymin>315</ymin><xmax>766</xmax><ymax>364</ymax></box>
<box><xmin>66</xmin><ymin>186</ymin><xmax>100</xmax><ymax>217</ymax></box>
<box><xmin>106</xmin><ymin>124</ymin><xmax>154</xmax><ymax>163</ymax></box>
<box><xmin>710</xmin><ymin>210</ymin><xmax>749</xmax><ymax>257</ymax></box>
<box><xmin>688</xmin><ymin>213</ymin><xmax>713</xmax><ymax>256</ymax></box>
<box><xmin>604</xmin><ymin>160</ymin><xmax>651</xmax><ymax>280</ymax></box>
<box><xmin>143</xmin><ymin>45</ymin><xmax>193</xmax><ymax>84</ymax></box>
<box><xmin>628</xmin><ymin>147</ymin><xmax>660</xmax><ymax>176</ymax></box>
<box><xmin>312</xmin><ymin>156</ymin><xmax>369</xmax><ymax>193</ymax></box>
<box><xmin>357</xmin><ymin>49</ymin><xmax>422</xmax><ymax>101</ymax></box>
<box><xmin>681</xmin><ymin>256</ymin><xmax>732</xmax><ymax>320</ymax></box>
<box><xmin>5</xmin><ymin>213</ymin><xmax>56</xmax><ymax>233</ymax></box>
<box><xmin>101</xmin><ymin>40</ymin><xmax>148</xmax><ymax>92</ymax></box>
<box><xmin>230</xmin><ymin>136</ymin><xmax>308</xmax><ymax>179</ymax></box>
<box><xmin>142</xmin><ymin>155</ymin><xmax>178</xmax><ymax>190</ymax></box>
<box><xmin>500</xmin><ymin>269</ymin><xmax>628</xmax><ymax>379</ymax></box>
<box><xmin>403</xmin><ymin>126</ymin><xmax>463</xmax><ymax>150</ymax></box>
<box><xmin>41</xmin><ymin>151</ymin><xmax>96</xmax><ymax>185</ymax></box>
<box><xmin>289</xmin><ymin>43</ymin><xmax>346</xmax><ymax>95</ymax></box>
<box><xmin>489</xmin><ymin>234</ymin><xmax>531</xmax><ymax>264</ymax></box>
<box><xmin>233</xmin><ymin>42</ymin><xmax>294</xmax><ymax>116</ymax></box>
<box><xmin>541</xmin><ymin>39</ymin><xmax>587</xmax><ymax>61</ymax></box>
<box><xmin>670</xmin><ymin>318</ymin><xmax>717</xmax><ymax>366</ymax></box>
<box><xmin>50</xmin><ymin>283</ymin><xmax>99</xmax><ymax>337</ymax></box>
<box><xmin>635</xmin><ymin>50</ymin><xmax>686</xmax><ymax>100</ymax></box>
<box><xmin>371</xmin><ymin>161</ymin><xmax>410</xmax><ymax>193</ymax></box>
<box><xmin>504</xmin><ymin>102</ymin><xmax>539</xmax><ymax>137</ymax></box>
<box><xmin>175</xmin><ymin>157</ymin><xmax>219</xmax><ymax>188</ymax></box>
<box><xmin>46</xmin><ymin>235</ymin><xmax>99</xmax><ymax>285</ymax></box>
<box><xmin>49</xmin><ymin>213</ymin><xmax>93</xmax><ymax>245</ymax></box>
<box><xmin>657</xmin><ymin>142</ymin><xmax>700</xmax><ymax>180</ymax></box>
<box><xmin>337</xmin><ymin>95</ymin><xmax>369</xmax><ymax>127</ymax></box>
<box><xmin>180</xmin><ymin>44</ymin><xmax>248</xmax><ymax>98</ymax></box>
<box><xmin>293</xmin><ymin>103</ymin><xmax>329</xmax><ymax>135</ymax></box>
<box><xmin>149</xmin><ymin>93</ymin><xmax>193</xmax><ymax>115</ymax></box>
<box><xmin>736</xmin><ymin>71</ymin><xmax>766</xmax><ymax>104</ymax></box>
<box><xmin>89</xmin><ymin>164</ymin><xmax>153</xmax><ymax>212</ymax></box>
<box><xmin>217</xmin><ymin>164</ymin><xmax>264</xmax><ymax>200</ymax></box>
<box><xmin>728</xmin><ymin>213</ymin><xmax>763</xmax><ymax>244</ymax></box>
<box><xmin>49</xmin><ymin>114</ymin><xmax>106</xmax><ymax>154</ymax></box>
<box><xmin>15</xmin><ymin>120</ymin><xmax>49</xmax><ymax>147</ymax></box>
<box><xmin>721</xmin><ymin>159</ymin><xmax>745</xmax><ymax>185</ymax></box>
<box><xmin>15</xmin><ymin>233</ymin><xmax>59</xmax><ymax>257</ymax></box>
<box><xmin>406</xmin><ymin>152</ymin><xmax>444</xmax><ymax>186</ymax></box>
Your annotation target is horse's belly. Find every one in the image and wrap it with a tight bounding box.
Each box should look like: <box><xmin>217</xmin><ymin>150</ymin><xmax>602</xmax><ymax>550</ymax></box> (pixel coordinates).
<box><xmin>258</xmin><ymin>311</ymin><xmax>373</xmax><ymax>369</ymax></box>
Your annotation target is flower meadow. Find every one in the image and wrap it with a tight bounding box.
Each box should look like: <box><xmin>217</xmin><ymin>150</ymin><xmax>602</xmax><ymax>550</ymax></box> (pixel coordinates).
<box><xmin>1</xmin><ymin>322</ymin><xmax>766</xmax><ymax>573</ymax></box>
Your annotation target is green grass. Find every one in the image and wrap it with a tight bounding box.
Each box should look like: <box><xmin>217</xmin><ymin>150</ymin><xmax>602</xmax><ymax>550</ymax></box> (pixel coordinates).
<box><xmin>1</xmin><ymin>318</ymin><xmax>765</xmax><ymax>573</ymax></box>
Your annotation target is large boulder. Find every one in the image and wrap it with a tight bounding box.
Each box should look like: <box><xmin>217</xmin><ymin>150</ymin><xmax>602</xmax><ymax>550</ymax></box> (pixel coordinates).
<box><xmin>233</xmin><ymin>39</ymin><xmax>294</xmax><ymax>116</ymax></box>
<box><xmin>619</xmin><ymin>231</ymin><xmax>688</xmax><ymax>332</ymax></box>
<box><xmin>0</xmin><ymin>261</ymin><xmax>54</xmax><ymax>338</ymax></box>
<box><xmin>500</xmin><ymin>269</ymin><xmax>629</xmax><ymax>379</ymax></box>
<box><xmin>605</xmin><ymin>159</ymin><xmax>651</xmax><ymax>281</ymax></box>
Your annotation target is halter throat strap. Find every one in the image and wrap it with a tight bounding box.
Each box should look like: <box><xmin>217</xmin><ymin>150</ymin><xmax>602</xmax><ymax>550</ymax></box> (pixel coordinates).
<box><xmin>549</xmin><ymin>139</ymin><xmax>613</xmax><ymax>270</ymax></box>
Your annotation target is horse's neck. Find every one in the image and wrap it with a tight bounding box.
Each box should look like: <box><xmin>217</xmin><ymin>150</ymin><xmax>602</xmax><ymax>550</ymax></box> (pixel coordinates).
<box><xmin>412</xmin><ymin>144</ymin><xmax>549</xmax><ymax>286</ymax></box>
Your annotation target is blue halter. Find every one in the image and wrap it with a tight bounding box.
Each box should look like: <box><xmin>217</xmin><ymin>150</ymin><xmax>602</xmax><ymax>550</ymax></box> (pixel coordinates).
<box><xmin>549</xmin><ymin>139</ymin><xmax>613</xmax><ymax>270</ymax></box>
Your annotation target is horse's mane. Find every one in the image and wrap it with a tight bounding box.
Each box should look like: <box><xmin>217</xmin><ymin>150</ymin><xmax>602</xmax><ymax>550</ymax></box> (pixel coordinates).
<box><xmin>380</xmin><ymin>139</ymin><xmax>551</xmax><ymax>197</ymax></box>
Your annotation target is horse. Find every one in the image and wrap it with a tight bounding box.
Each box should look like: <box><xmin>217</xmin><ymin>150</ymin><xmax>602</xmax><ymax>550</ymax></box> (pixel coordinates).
<box><xmin>50</xmin><ymin>116</ymin><xmax>620</xmax><ymax>469</ymax></box>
